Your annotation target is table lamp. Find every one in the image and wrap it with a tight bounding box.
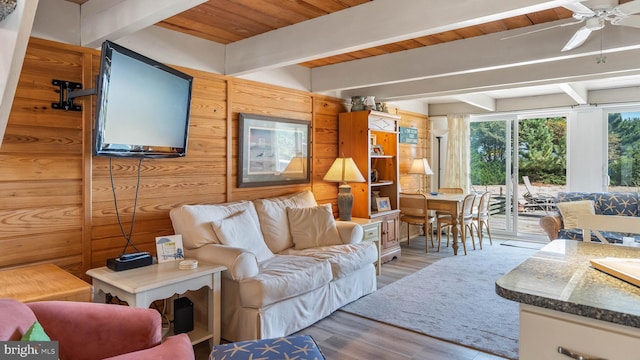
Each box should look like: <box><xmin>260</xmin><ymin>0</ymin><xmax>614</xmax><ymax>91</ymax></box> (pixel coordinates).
<box><xmin>323</xmin><ymin>157</ymin><xmax>365</xmax><ymax>221</ymax></box>
<box><xmin>408</xmin><ymin>158</ymin><xmax>433</xmax><ymax>193</ymax></box>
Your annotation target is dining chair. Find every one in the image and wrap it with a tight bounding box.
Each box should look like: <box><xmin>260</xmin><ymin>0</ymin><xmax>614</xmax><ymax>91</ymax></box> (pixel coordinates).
<box><xmin>399</xmin><ymin>192</ymin><xmax>435</xmax><ymax>252</ymax></box>
<box><xmin>436</xmin><ymin>193</ymin><xmax>476</xmax><ymax>255</ymax></box>
<box><xmin>472</xmin><ymin>191</ymin><xmax>493</xmax><ymax>249</ymax></box>
<box><xmin>434</xmin><ymin>187</ymin><xmax>466</xmax><ymax>246</ymax></box>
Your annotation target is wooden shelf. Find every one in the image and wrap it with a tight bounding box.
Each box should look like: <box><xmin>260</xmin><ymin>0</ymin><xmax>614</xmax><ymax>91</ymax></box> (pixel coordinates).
<box><xmin>371</xmin><ymin>180</ymin><xmax>393</xmax><ymax>186</ymax></box>
<box><xmin>167</xmin><ymin>323</ymin><xmax>212</xmax><ymax>345</ymax></box>
<box><xmin>339</xmin><ymin>110</ymin><xmax>401</xmax><ymax>263</ymax></box>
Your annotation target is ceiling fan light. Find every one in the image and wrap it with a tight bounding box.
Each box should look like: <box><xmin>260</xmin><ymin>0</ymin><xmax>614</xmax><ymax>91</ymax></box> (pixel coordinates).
<box><xmin>586</xmin><ymin>17</ymin><xmax>605</xmax><ymax>30</ymax></box>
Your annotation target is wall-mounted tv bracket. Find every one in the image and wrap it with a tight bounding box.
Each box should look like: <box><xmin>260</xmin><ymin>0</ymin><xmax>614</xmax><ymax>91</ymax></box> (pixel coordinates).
<box><xmin>51</xmin><ymin>79</ymin><xmax>96</xmax><ymax>111</ymax></box>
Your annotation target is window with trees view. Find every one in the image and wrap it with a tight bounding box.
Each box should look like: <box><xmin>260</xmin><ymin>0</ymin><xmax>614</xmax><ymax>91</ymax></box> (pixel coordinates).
<box><xmin>470</xmin><ymin>118</ymin><xmax>566</xmax><ymax>187</ymax></box>
<box><xmin>608</xmin><ymin>111</ymin><xmax>640</xmax><ymax>191</ymax></box>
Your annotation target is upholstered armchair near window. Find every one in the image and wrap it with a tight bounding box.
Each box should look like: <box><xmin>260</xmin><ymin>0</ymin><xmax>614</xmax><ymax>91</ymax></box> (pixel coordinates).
<box><xmin>0</xmin><ymin>299</ymin><xmax>195</xmax><ymax>360</ymax></box>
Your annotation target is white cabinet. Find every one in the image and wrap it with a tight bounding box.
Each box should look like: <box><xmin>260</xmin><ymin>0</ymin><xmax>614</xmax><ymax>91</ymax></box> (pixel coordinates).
<box><xmin>520</xmin><ymin>304</ymin><xmax>640</xmax><ymax>360</ymax></box>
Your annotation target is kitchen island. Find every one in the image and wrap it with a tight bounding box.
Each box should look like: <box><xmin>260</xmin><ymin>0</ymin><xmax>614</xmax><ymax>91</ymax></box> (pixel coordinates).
<box><xmin>496</xmin><ymin>239</ymin><xmax>640</xmax><ymax>360</ymax></box>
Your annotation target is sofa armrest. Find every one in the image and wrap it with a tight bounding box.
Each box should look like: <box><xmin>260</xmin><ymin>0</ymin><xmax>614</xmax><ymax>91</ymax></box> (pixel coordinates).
<box><xmin>539</xmin><ymin>214</ymin><xmax>562</xmax><ymax>240</ymax></box>
<box><xmin>28</xmin><ymin>301</ymin><xmax>163</xmax><ymax>360</ymax></box>
<box><xmin>336</xmin><ymin>221</ymin><xmax>364</xmax><ymax>244</ymax></box>
<box><xmin>186</xmin><ymin>243</ymin><xmax>259</xmax><ymax>280</ymax></box>
<box><xmin>104</xmin><ymin>334</ymin><xmax>194</xmax><ymax>360</ymax></box>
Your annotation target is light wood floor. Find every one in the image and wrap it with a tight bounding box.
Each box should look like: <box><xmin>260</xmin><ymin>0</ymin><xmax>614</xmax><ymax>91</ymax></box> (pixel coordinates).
<box><xmin>196</xmin><ymin>234</ymin><xmax>521</xmax><ymax>359</ymax></box>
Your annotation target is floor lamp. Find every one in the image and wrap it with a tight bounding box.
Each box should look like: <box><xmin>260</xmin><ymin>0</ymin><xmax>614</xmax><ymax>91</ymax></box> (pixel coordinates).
<box><xmin>432</xmin><ymin>129</ymin><xmax>448</xmax><ymax>190</ymax></box>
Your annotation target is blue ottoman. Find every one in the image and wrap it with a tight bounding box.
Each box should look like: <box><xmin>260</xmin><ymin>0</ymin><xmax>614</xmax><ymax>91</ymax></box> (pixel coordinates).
<box><xmin>210</xmin><ymin>334</ymin><xmax>325</xmax><ymax>360</ymax></box>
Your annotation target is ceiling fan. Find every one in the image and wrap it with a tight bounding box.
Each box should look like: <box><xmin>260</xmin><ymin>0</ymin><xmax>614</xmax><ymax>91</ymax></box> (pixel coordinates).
<box><xmin>502</xmin><ymin>0</ymin><xmax>640</xmax><ymax>51</ymax></box>
<box><xmin>561</xmin><ymin>0</ymin><xmax>640</xmax><ymax>51</ymax></box>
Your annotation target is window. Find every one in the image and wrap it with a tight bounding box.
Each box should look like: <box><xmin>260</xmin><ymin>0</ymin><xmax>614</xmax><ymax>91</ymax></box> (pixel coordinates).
<box><xmin>607</xmin><ymin>110</ymin><xmax>640</xmax><ymax>192</ymax></box>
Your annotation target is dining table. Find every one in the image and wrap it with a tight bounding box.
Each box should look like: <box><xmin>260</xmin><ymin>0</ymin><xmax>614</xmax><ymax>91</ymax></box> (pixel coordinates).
<box><xmin>421</xmin><ymin>192</ymin><xmax>467</xmax><ymax>255</ymax></box>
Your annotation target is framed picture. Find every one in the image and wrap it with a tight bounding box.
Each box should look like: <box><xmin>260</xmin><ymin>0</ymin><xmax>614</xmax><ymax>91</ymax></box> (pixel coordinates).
<box><xmin>155</xmin><ymin>235</ymin><xmax>185</xmax><ymax>263</ymax></box>
<box><xmin>372</xmin><ymin>144</ymin><xmax>384</xmax><ymax>155</ymax></box>
<box><xmin>375</xmin><ymin>196</ymin><xmax>391</xmax><ymax>211</ymax></box>
<box><xmin>369</xmin><ymin>134</ymin><xmax>377</xmax><ymax>147</ymax></box>
<box><xmin>238</xmin><ymin>113</ymin><xmax>311</xmax><ymax>187</ymax></box>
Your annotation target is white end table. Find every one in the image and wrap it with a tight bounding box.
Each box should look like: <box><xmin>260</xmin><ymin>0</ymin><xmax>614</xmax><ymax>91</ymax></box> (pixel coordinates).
<box><xmin>86</xmin><ymin>260</ymin><xmax>226</xmax><ymax>346</ymax></box>
<box><xmin>348</xmin><ymin>217</ymin><xmax>382</xmax><ymax>275</ymax></box>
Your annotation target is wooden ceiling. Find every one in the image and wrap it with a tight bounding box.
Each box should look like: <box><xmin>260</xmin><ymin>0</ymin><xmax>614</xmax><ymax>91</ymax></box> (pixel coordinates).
<box><xmin>156</xmin><ymin>0</ymin><xmax>574</xmax><ymax>68</ymax></box>
<box><xmin>66</xmin><ymin>0</ymin><xmax>575</xmax><ymax>68</ymax></box>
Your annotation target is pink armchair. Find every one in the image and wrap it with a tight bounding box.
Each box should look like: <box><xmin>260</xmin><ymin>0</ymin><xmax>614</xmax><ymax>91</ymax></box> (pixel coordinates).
<box><xmin>0</xmin><ymin>299</ymin><xmax>195</xmax><ymax>360</ymax></box>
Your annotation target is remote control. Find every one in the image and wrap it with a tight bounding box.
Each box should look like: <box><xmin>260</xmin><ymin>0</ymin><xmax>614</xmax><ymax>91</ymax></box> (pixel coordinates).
<box><xmin>118</xmin><ymin>252</ymin><xmax>151</xmax><ymax>262</ymax></box>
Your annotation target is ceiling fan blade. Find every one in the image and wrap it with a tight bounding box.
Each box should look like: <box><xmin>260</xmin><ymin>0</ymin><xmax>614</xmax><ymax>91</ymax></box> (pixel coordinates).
<box><xmin>615</xmin><ymin>0</ymin><xmax>640</xmax><ymax>15</ymax></box>
<box><xmin>500</xmin><ymin>20</ymin><xmax>583</xmax><ymax>40</ymax></box>
<box><xmin>561</xmin><ymin>26</ymin><xmax>593</xmax><ymax>51</ymax></box>
<box><xmin>612</xmin><ymin>13</ymin><xmax>640</xmax><ymax>27</ymax></box>
<box><xmin>563</xmin><ymin>2</ymin><xmax>596</xmax><ymax>16</ymax></box>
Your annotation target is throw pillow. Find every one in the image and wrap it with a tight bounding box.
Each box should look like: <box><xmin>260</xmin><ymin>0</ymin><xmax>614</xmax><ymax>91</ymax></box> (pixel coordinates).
<box><xmin>170</xmin><ymin>201</ymin><xmax>257</xmax><ymax>249</ymax></box>
<box><xmin>557</xmin><ymin>200</ymin><xmax>595</xmax><ymax>229</ymax></box>
<box><xmin>211</xmin><ymin>210</ymin><xmax>274</xmax><ymax>262</ymax></box>
<box><xmin>287</xmin><ymin>204</ymin><xmax>342</xmax><ymax>250</ymax></box>
<box><xmin>254</xmin><ymin>190</ymin><xmax>318</xmax><ymax>253</ymax></box>
<box><xmin>21</xmin><ymin>321</ymin><xmax>50</xmax><ymax>341</ymax></box>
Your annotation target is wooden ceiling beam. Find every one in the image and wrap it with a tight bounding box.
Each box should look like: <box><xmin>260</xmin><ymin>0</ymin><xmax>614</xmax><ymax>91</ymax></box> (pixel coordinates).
<box><xmin>224</xmin><ymin>0</ymin><xmax>578</xmax><ymax>75</ymax></box>
<box><xmin>310</xmin><ymin>21</ymin><xmax>640</xmax><ymax>94</ymax></box>
<box><xmin>80</xmin><ymin>0</ymin><xmax>207</xmax><ymax>48</ymax></box>
<box><xmin>339</xmin><ymin>48</ymin><xmax>640</xmax><ymax>103</ymax></box>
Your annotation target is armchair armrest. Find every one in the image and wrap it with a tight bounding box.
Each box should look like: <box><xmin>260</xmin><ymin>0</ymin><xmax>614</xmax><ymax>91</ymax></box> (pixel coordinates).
<box><xmin>185</xmin><ymin>243</ymin><xmax>259</xmax><ymax>280</ymax></box>
<box><xmin>28</xmin><ymin>301</ymin><xmax>169</xmax><ymax>360</ymax></box>
<box><xmin>336</xmin><ymin>221</ymin><xmax>364</xmax><ymax>244</ymax></box>
<box><xmin>105</xmin><ymin>334</ymin><xmax>194</xmax><ymax>360</ymax></box>
<box><xmin>539</xmin><ymin>214</ymin><xmax>562</xmax><ymax>240</ymax></box>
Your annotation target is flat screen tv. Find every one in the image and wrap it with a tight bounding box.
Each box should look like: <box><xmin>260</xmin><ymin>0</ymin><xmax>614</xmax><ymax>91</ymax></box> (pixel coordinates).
<box><xmin>94</xmin><ymin>40</ymin><xmax>193</xmax><ymax>158</ymax></box>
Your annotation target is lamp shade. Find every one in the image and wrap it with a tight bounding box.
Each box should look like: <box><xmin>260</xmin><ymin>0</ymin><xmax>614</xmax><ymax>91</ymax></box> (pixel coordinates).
<box><xmin>432</xmin><ymin>128</ymin><xmax>448</xmax><ymax>137</ymax></box>
<box><xmin>408</xmin><ymin>158</ymin><xmax>434</xmax><ymax>175</ymax></box>
<box><xmin>323</xmin><ymin>158</ymin><xmax>365</xmax><ymax>184</ymax></box>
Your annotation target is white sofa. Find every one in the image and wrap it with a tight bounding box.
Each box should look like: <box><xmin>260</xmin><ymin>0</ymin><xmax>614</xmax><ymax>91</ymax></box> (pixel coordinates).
<box><xmin>169</xmin><ymin>190</ymin><xmax>377</xmax><ymax>342</ymax></box>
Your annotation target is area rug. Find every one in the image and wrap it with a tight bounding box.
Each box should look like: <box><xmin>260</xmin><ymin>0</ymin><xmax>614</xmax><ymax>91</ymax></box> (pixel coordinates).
<box><xmin>340</xmin><ymin>243</ymin><xmax>538</xmax><ymax>359</ymax></box>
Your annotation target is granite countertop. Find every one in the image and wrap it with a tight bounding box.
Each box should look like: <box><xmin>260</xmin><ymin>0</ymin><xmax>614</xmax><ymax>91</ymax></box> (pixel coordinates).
<box><xmin>496</xmin><ymin>239</ymin><xmax>640</xmax><ymax>328</ymax></box>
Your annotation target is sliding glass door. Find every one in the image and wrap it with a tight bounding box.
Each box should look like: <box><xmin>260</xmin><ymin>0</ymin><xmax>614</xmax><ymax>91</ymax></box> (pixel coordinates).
<box><xmin>470</xmin><ymin>117</ymin><xmax>514</xmax><ymax>234</ymax></box>
<box><xmin>470</xmin><ymin>113</ymin><xmax>567</xmax><ymax>239</ymax></box>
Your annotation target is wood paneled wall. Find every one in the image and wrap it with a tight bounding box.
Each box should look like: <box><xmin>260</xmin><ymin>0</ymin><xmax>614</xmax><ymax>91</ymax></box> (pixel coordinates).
<box><xmin>0</xmin><ymin>38</ymin><xmax>345</xmax><ymax>279</ymax></box>
<box><xmin>396</xmin><ymin>109</ymin><xmax>430</xmax><ymax>193</ymax></box>
<box><xmin>394</xmin><ymin>108</ymin><xmax>430</xmax><ymax>240</ymax></box>
<box><xmin>0</xmin><ymin>38</ymin><xmax>428</xmax><ymax>279</ymax></box>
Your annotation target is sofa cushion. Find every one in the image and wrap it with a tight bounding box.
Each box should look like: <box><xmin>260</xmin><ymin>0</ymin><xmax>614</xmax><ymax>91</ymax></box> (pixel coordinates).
<box><xmin>287</xmin><ymin>204</ymin><xmax>342</xmax><ymax>250</ymax></box>
<box><xmin>170</xmin><ymin>201</ymin><xmax>259</xmax><ymax>249</ymax></box>
<box><xmin>281</xmin><ymin>242</ymin><xmax>378</xmax><ymax>280</ymax></box>
<box><xmin>556</xmin><ymin>200</ymin><xmax>595</xmax><ymax>229</ymax></box>
<box><xmin>254</xmin><ymin>190</ymin><xmax>317</xmax><ymax>253</ymax></box>
<box><xmin>556</xmin><ymin>192</ymin><xmax>595</xmax><ymax>203</ymax></box>
<box><xmin>238</xmin><ymin>255</ymin><xmax>332</xmax><ymax>308</ymax></box>
<box><xmin>594</xmin><ymin>192</ymin><xmax>639</xmax><ymax>216</ymax></box>
<box><xmin>559</xmin><ymin>228</ymin><xmax>624</xmax><ymax>243</ymax></box>
<box><xmin>211</xmin><ymin>210</ymin><xmax>274</xmax><ymax>263</ymax></box>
